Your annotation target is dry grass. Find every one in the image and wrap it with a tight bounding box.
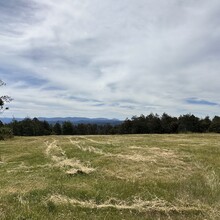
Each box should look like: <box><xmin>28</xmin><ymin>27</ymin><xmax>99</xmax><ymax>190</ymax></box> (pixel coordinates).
<box><xmin>70</xmin><ymin>138</ymin><xmax>185</xmax><ymax>163</ymax></box>
<box><xmin>45</xmin><ymin>139</ymin><xmax>95</xmax><ymax>175</ymax></box>
<box><xmin>70</xmin><ymin>138</ymin><xmax>196</xmax><ymax>180</ymax></box>
<box><xmin>49</xmin><ymin>194</ymin><xmax>205</xmax><ymax>214</ymax></box>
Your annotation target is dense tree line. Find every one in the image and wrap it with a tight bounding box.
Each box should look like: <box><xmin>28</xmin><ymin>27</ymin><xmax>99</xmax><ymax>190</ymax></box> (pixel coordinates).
<box><xmin>120</xmin><ymin>113</ymin><xmax>215</xmax><ymax>134</ymax></box>
<box><xmin>1</xmin><ymin>113</ymin><xmax>220</xmax><ymax>137</ymax></box>
<box><xmin>7</xmin><ymin>118</ymin><xmax>119</xmax><ymax>136</ymax></box>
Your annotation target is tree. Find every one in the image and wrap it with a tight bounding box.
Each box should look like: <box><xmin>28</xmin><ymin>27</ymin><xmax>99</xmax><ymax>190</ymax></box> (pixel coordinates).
<box><xmin>120</xmin><ymin>118</ymin><xmax>133</xmax><ymax>134</ymax></box>
<box><xmin>21</xmin><ymin>118</ymin><xmax>35</xmax><ymax>136</ymax></box>
<box><xmin>0</xmin><ymin>80</ymin><xmax>12</xmax><ymax>113</ymax></box>
<box><xmin>62</xmin><ymin>121</ymin><xmax>74</xmax><ymax>135</ymax></box>
<box><xmin>10</xmin><ymin>119</ymin><xmax>22</xmax><ymax>136</ymax></box>
<box><xmin>199</xmin><ymin>116</ymin><xmax>211</xmax><ymax>133</ymax></box>
<box><xmin>161</xmin><ymin>113</ymin><xmax>173</xmax><ymax>133</ymax></box>
<box><xmin>178</xmin><ymin>114</ymin><xmax>200</xmax><ymax>133</ymax></box>
<box><xmin>53</xmin><ymin>122</ymin><xmax>62</xmax><ymax>135</ymax></box>
<box><xmin>161</xmin><ymin>113</ymin><xmax>178</xmax><ymax>133</ymax></box>
<box><xmin>76</xmin><ymin>123</ymin><xmax>88</xmax><ymax>135</ymax></box>
<box><xmin>209</xmin><ymin>116</ymin><xmax>220</xmax><ymax>133</ymax></box>
<box><xmin>42</xmin><ymin>120</ymin><xmax>51</xmax><ymax>135</ymax></box>
<box><xmin>145</xmin><ymin>113</ymin><xmax>162</xmax><ymax>133</ymax></box>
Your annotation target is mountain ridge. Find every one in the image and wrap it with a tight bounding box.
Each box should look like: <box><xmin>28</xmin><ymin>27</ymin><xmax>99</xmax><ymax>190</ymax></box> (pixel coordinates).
<box><xmin>0</xmin><ymin>117</ymin><xmax>122</xmax><ymax>125</ymax></box>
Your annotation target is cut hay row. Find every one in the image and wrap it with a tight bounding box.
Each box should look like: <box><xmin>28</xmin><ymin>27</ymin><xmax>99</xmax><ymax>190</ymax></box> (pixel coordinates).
<box><xmin>49</xmin><ymin>194</ymin><xmax>205</xmax><ymax>215</ymax></box>
<box><xmin>6</xmin><ymin>162</ymin><xmax>52</xmax><ymax>173</ymax></box>
<box><xmin>70</xmin><ymin>138</ymin><xmax>153</xmax><ymax>162</ymax></box>
<box><xmin>77</xmin><ymin>136</ymin><xmax>112</xmax><ymax>145</ymax></box>
<box><xmin>69</xmin><ymin>138</ymin><xmax>190</xmax><ymax>165</ymax></box>
<box><xmin>69</xmin><ymin>139</ymin><xmax>104</xmax><ymax>155</ymax></box>
<box><xmin>45</xmin><ymin>140</ymin><xmax>95</xmax><ymax>175</ymax></box>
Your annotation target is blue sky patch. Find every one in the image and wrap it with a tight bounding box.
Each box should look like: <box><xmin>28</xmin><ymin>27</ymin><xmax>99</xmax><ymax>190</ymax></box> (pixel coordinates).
<box><xmin>186</xmin><ymin>98</ymin><xmax>218</xmax><ymax>106</ymax></box>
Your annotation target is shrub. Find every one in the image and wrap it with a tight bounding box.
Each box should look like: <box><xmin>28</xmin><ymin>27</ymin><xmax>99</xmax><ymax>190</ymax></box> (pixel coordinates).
<box><xmin>0</xmin><ymin>127</ymin><xmax>13</xmax><ymax>140</ymax></box>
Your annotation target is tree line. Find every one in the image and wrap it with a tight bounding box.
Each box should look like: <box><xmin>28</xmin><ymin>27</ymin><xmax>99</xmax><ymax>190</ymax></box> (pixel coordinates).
<box><xmin>120</xmin><ymin>113</ymin><xmax>217</xmax><ymax>134</ymax></box>
<box><xmin>1</xmin><ymin>113</ymin><xmax>220</xmax><ymax>138</ymax></box>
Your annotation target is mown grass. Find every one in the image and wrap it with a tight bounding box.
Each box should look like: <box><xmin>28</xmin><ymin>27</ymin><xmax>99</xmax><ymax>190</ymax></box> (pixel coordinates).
<box><xmin>0</xmin><ymin>134</ymin><xmax>220</xmax><ymax>219</ymax></box>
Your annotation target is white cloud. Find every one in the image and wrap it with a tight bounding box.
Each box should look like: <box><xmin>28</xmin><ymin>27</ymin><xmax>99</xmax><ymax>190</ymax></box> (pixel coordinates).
<box><xmin>1</xmin><ymin>0</ymin><xmax>220</xmax><ymax>119</ymax></box>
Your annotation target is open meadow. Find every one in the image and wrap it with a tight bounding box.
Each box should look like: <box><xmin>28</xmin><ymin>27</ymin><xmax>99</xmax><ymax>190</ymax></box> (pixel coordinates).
<box><xmin>0</xmin><ymin>134</ymin><xmax>220</xmax><ymax>220</ymax></box>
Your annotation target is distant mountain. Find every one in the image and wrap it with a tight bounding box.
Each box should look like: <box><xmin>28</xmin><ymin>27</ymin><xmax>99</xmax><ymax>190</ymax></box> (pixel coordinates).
<box><xmin>0</xmin><ymin>117</ymin><xmax>122</xmax><ymax>125</ymax></box>
<box><xmin>38</xmin><ymin>117</ymin><xmax>122</xmax><ymax>125</ymax></box>
<box><xmin>0</xmin><ymin>118</ymin><xmax>23</xmax><ymax>124</ymax></box>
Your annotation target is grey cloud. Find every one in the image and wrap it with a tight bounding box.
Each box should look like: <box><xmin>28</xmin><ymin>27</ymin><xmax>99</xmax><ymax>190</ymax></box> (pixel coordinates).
<box><xmin>0</xmin><ymin>0</ymin><xmax>39</xmax><ymax>36</ymax></box>
<box><xmin>1</xmin><ymin>0</ymin><xmax>220</xmax><ymax>118</ymax></box>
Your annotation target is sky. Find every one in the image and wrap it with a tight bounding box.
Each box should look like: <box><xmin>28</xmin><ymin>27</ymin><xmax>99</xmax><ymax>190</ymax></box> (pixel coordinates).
<box><xmin>0</xmin><ymin>0</ymin><xmax>220</xmax><ymax>119</ymax></box>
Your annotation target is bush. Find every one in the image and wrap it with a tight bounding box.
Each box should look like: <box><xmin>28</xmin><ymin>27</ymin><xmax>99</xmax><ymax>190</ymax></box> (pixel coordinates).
<box><xmin>0</xmin><ymin>127</ymin><xmax>13</xmax><ymax>140</ymax></box>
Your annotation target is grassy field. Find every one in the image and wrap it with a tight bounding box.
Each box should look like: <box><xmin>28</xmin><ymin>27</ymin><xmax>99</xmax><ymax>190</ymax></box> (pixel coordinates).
<box><xmin>0</xmin><ymin>134</ymin><xmax>220</xmax><ymax>220</ymax></box>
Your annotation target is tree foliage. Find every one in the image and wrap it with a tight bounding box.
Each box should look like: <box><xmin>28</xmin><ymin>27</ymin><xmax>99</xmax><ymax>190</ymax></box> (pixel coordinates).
<box><xmin>0</xmin><ymin>127</ymin><xmax>13</xmax><ymax>140</ymax></box>
<box><xmin>0</xmin><ymin>80</ymin><xmax>13</xmax><ymax>139</ymax></box>
<box><xmin>209</xmin><ymin>116</ymin><xmax>220</xmax><ymax>133</ymax></box>
<box><xmin>0</xmin><ymin>80</ymin><xmax>12</xmax><ymax>113</ymax></box>
<box><xmin>52</xmin><ymin>122</ymin><xmax>62</xmax><ymax>135</ymax></box>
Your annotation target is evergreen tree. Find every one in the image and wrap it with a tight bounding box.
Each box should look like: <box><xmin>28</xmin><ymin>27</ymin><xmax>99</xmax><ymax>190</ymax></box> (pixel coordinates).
<box><xmin>178</xmin><ymin>114</ymin><xmax>200</xmax><ymax>133</ymax></box>
<box><xmin>53</xmin><ymin>122</ymin><xmax>62</xmax><ymax>135</ymax></box>
<box><xmin>209</xmin><ymin>116</ymin><xmax>220</xmax><ymax>133</ymax></box>
<box><xmin>62</xmin><ymin>121</ymin><xmax>73</xmax><ymax>135</ymax></box>
<box><xmin>199</xmin><ymin>116</ymin><xmax>211</xmax><ymax>133</ymax></box>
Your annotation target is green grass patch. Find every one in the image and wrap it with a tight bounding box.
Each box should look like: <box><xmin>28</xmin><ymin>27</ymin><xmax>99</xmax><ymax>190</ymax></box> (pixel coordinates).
<box><xmin>0</xmin><ymin>134</ymin><xmax>220</xmax><ymax>219</ymax></box>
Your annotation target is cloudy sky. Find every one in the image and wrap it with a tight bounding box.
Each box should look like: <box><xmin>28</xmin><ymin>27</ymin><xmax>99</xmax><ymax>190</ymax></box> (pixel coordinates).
<box><xmin>1</xmin><ymin>0</ymin><xmax>220</xmax><ymax>119</ymax></box>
